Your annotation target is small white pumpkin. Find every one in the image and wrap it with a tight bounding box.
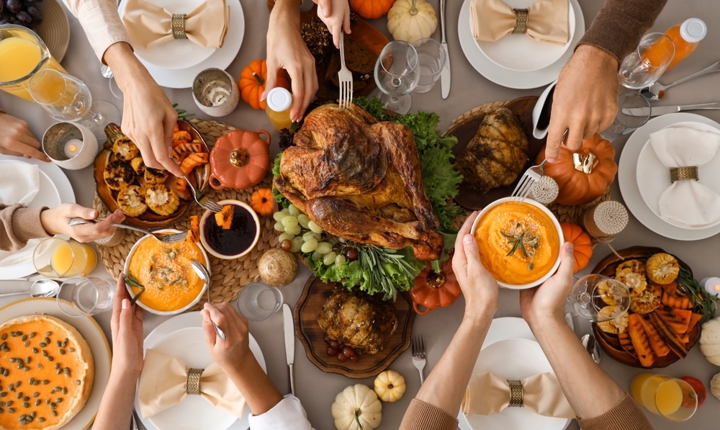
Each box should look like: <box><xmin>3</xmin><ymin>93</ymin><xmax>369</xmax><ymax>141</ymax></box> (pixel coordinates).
<box><xmin>699</xmin><ymin>317</ymin><xmax>720</xmax><ymax>366</ymax></box>
<box><xmin>711</xmin><ymin>373</ymin><xmax>720</xmax><ymax>401</ymax></box>
<box><xmin>331</xmin><ymin>384</ymin><xmax>382</xmax><ymax>430</ymax></box>
<box><xmin>374</xmin><ymin>370</ymin><xmax>406</xmax><ymax>402</ymax></box>
<box><xmin>387</xmin><ymin>0</ymin><xmax>438</xmax><ymax>43</ymax></box>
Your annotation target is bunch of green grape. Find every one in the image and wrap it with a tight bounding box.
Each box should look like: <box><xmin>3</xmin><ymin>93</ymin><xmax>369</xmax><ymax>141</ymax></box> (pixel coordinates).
<box><xmin>273</xmin><ymin>205</ymin><xmax>349</xmax><ymax>267</ymax></box>
<box><xmin>0</xmin><ymin>0</ymin><xmax>44</xmax><ymax>26</ymax></box>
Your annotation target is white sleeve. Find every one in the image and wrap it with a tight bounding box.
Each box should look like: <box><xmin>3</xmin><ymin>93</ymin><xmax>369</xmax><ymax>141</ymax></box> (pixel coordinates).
<box><xmin>60</xmin><ymin>0</ymin><xmax>131</xmax><ymax>62</ymax></box>
<box><xmin>248</xmin><ymin>395</ymin><xmax>314</xmax><ymax>430</ymax></box>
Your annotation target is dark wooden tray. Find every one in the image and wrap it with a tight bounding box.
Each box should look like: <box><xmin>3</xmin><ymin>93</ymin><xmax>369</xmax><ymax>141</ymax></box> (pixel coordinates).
<box><xmin>294</xmin><ymin>276</ymin><xmax>415</xmax><ymax>379</ymax></box>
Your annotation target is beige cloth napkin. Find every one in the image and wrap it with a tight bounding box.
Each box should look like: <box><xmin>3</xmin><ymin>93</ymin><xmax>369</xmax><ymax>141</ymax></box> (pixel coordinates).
<box><xmin>462</xmin><ymin>372</ymin><xmax>575</xmax><ymax>418</ymax></box>
<box><xmin>470</xmin><ymin>0</ymin><xmax>569</xmax><ymax>45</ymax></box>
<box><xmin>138</xmin><ymin>349</ymin><xmax>246</xmax><ymax>419</ymax></box>
<box><xmin>649</xmin><ymin>124</ymin><xmax>720</xmax><ymax>228</ymax></box>
<box><xmin>122</xmin><ymin>0</ymin><xmax>229</xmax><ymax>50</ymax></box>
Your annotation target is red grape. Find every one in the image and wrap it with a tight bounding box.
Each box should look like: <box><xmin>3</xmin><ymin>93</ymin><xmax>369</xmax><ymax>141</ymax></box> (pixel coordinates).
<box><xmin>324</xmin><ymin>336</ymin><xmax>331</xmax><ymax>344</ymax></box>
<box><xmin>346</xmin><ymin>248</ymin><xmax>359</xmax><ymax>261</ymax></box>
<box><xmin>336</xmin><ymin>352</ymin><xmax>348</xmax><ymax>362</ymax></box>
<box><xmin>280</xmin><ymin>240</ymin><xmax>292</xmax><ymax>251</ymax></box>
<box><xmin>349</xmin><ymin>355</ymin><xmax>359</xmax><ymax>362</ymax></box>
<box><xmin>342</xmin><ymin>347</ymin><xmax>356</xmax><ymax>357</ymax></box>
<box><xmin>326</xmin><ymin>347</ymin><xmax>338</xmax><ymax>356</ymax></box>
<box><xmin>328</xmin><ymin>340</ymin><xmax>340</xmax><ymax>349</ymax></box>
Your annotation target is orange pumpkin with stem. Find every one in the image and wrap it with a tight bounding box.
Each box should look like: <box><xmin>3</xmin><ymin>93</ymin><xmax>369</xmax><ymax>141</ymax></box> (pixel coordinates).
<box><xmin>239</xmin><ymin>59</ymin><xmax>290</xmax><ymax>110</ymax></box>
<box><xmin>536</xmin><ymin>134</ymin><xmax>618</xmax><ymax>206</ymax></box>
<box><xmin>560</xmin><ymin>222</ymin><xmax>593</xmax><ymax>273</ymax></box>
<box><xmin>251</xmin><ymin>188</ymin><xmax>275</xmax><ymax>216</ymax></box>
<box><xmin>209</xmin><ymin>130</ymin><xmax>271</xmax><ymax>190</ymax></box>
<box><xmin>409</xmin><ymin>257</ymin><xmax>461</xmax><ymax>315</ymax></box>
<box><xmin>350</xmin><ymin>0</ymin><xmax>395</xmax><ymax>19</ymax></box>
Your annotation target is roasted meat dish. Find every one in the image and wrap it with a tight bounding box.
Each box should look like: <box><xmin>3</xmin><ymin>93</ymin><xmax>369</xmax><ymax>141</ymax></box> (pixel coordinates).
<box><xmin>318</xmin><ymin>287</ymin><xmax>398</xmax><ymax>355</ymax></box>
<box><xmin>274</xmin><ymin>104</ymin><xmax>443</xmax><ymax>260</ymax></box>
<box><xmin>456</xmin><ymin>108</ymin><xmax>529</xmax><ymax>193</ymax></box>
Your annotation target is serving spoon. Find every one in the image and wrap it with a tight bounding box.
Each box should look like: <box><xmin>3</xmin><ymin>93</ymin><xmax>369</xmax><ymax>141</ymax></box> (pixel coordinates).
<box><xmin>190</xmin><ymin>259</ymin><xmax>226</xmax><ymax>340</ymax></box>
<box><xmin>0</xmin><ymin>279</ymin><xmax>59</xmax><ymax>299</ymax></box>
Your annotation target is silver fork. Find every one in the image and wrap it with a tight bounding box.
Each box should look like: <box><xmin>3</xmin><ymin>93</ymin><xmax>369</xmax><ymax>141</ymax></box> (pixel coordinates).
<box><xmin>511</xmin><ymin>129</ymin><xmax>567</xmax><ymax>202</ymax></box>
<box><xmin>411</xmin><ymin>335</ymin><xmax>427</xmax><ymax>385</ymax></box>
<box><xmin>180</xmin><ymin>171</ymin><xmax>223</xmax><ymax>213</ymax></box>
<box><xmin>338</xmin><ymin>33</ymin><xmax>353</xmax><ymax>109</ymax></box>
<box><xmin>68</xmin><ymin>218</ymin><xmax>187</xmax><ymax>243</ymax></box>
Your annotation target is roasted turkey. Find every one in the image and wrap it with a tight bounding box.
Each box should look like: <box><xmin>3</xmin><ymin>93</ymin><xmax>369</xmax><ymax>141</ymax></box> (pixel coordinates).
<box><xmin>274</xmin><ymin>104</ymin><xmax>443</xmax><ymax>260</ymax></box>
<box><xmin>318</xmin><ymin>287</ymin><xmax>398</xmax><ymax>355</ymax></box>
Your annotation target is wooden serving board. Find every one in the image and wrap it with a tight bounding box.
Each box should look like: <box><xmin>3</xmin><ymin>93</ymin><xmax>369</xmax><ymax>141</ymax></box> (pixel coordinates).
<box><xmin>294</xmin><ymin>276</ymin><xmax>415</xmax><ymax>379</ymax></box>
<box><xmin>446</xmin><ymin>96</ymin><xmax>546</xmax><ymax>211</ymax></box>
<box><xmin>591</xmin><ymin>246</ymin><xmax>701</xmax><ymax>369</ymax></box>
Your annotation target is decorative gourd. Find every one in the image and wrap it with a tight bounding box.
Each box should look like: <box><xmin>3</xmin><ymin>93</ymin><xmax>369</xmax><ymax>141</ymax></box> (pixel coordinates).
<box><xmin>251</xmin><ymin>188</ymin><xmax>275</xmax><ymax>216</ymax></box>
<box><xmin>387</xmin><ymin>0</ymin><xmax>438</xmax><ymax>43</ymax></box>
<box><xmin>331</xmin><ymin>384</ymin><xmax>382</xmax><ymax>430</ymax></box>
<box><xmin>374</xmin><ymin>370</ymin><xmax>406</xmax><ymax>403</ymax></box>
<box><xmin>536</xmin><ymin>134</ymin><xmax>618</xmax><ymax>206</ymax></box>
<box><xmin>409</xmin><ymin>257</ymin><xmax>461</xmax><ymax>315</ymax></box>
<box><xmin>711</xmin><ymin>373</ymin><xmax>720</xmax><ymax>401</ymax></box>
<box><xmin>699</xmin><ymin>317</ymin><xmax>720</xmax><ymax>366</ymax></box>
<box><xmin>559</xmin><ymin>222</ymin><xmax>592</xmax><ymax>273</ymax></box>
<box><xmin>209</xmin><ymin>130</ymin><xmax>271</xmax><ymax>191</ymax></box>
<box><xmin>350</xmin><ymin>0</ymin><xmax>394</xmax><ymax>19</ymax></box>
<box><xmin>239</xmin><ymin>59</ymin><xmax>290</xmax><ymax>110</ymax></box>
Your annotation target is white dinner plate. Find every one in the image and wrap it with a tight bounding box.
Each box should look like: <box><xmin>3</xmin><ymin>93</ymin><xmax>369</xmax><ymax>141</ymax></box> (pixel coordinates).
<box><xmin>458</xmin><ymin>0</ymin><xmax>584</xmax><ymax>89</ymax></box>
<box><xmin>135</xmin><ymin>312</ymin><xmax>266</xmax><ymax>430</ymax></box>
<box><xmin>0</xmin><ymin>157</ymin><xmax>75</xmax><ymax>280</ymax></box>
<box><xmin>619</xmin><ymin>113</ymin><xmax>720</xmax><ymax>240</ymax></box>
<box><xmin>123</xmin><ymin>0</ymin><xmax>244</xmax><ymax>89</ymax></box>
<box><xmin>0</xmin><ymin>298</ymin><xmax>112</xmax><ymax>430</ymax></box>
<box><xmin>474</xmin><ymin>0</ymin><xmax>575</xmax><ymax>72</ymax></box>
<box><xmin>119</xmin><ymin>0</ymin><xmax>216</xmax><ymax>70</ymax></box>
<box><xmin>636</xmin><ymin>121</ymin><xmax>720</xmax><ymax>230</ymax></box>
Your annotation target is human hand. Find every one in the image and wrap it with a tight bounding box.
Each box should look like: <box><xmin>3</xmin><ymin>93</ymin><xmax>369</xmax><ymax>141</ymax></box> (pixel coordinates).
<box><xmin>0</xmin><ymin>112</ymin><xmax>50</xmax><ymax>161</ymax></box>
<box><xmin>545</xmin><ymin>45</ymin><xmax>619</xmax><ymax>162</ymax></box>
<box><xmin>104</xmin><ymin>43</ymin><xmax>182</xmax><ymax>177</ymax></box>
<box><xmin>452</xmin><ymin>212</ymin><xmax>499</xmax><ymax>318</ymax></box>
<box><xmin>41</xmin><ymin>204</ymin><xmax>125</xmax><ymax>242</ymax></box>
<box><xmin>201</xmin><ymin>302</ymin><xmax>253</xmax><ymax>372</ymax></box>
<box><xmin>265</xmin><ymin>0</ymin><xmax>318</xmax><ymax>122</ymax></box>
<box><xmin>315</xmin><ymin>0</ymin><xmax>351</xmax><ymax>48</ymax></box>
<box><xmin>519</xmin><ymin>242</ymin><xmax>575</xmax><ymax>330</ymax></box>
<box><xmin>111</xmin><ymin>276</ymin><xmax>144</xmax><ymax>376</ymax></box>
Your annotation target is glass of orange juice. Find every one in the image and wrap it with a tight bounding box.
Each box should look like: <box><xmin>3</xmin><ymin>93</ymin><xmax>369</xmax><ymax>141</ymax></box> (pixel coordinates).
<box><xmin>56</xmin><ymin>277</ymin><xmax>114</xmax><ymax>317</ymax></box>
<box><xmin>32</xmin><ymin>238</ymin><xmax>98</xmax><ymax>279</ymax></box>
<box><xmin>630</xmin><ymin>373</ymin><xmax>698</xmax><ymax>422</ymax></box>
<box><xmin>618</xmin><ymin>33</ymin><xmax>675</xmax><ymax>90</ymax></box>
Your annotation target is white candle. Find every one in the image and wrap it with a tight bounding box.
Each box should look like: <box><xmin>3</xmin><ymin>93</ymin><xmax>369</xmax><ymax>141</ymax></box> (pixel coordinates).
<box><xmin>64</xmin><ymin>139</ymin><xmax>83</xmax><ymax>158</ymax></box>
<box><xmin>700</xmin><ymin>277</ymin><xmax>720</xmax><ymax>297</ymax></box>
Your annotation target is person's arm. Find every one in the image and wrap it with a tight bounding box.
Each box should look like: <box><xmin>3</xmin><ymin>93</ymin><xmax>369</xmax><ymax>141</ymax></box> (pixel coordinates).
<box><xmin>0</xmin><ymin>111</ymin><xmax>49</xmax><ymax>161</ymax></box>
<box><xmin>61</xmin><ymin>0</ymin><xmax>131</xmax><ymax>64</ymax></box>
<box><xmin>0</xmin><ymin>204</ymin><xmax>48</xmax><ymax>251</ymax></box>
<box><xmin>400</xmin><ymin>212</ymin><xmax>499</xmax><ymax>429</ymax></box>
<box><xmin>94</xmin><ymin>277</ymin><xmax>145</xmax><ymax>430</ymax></box>
<box><xmin>314</xmin><ymin>0</ymin><xmax>351</xmax><ymax>48</ymax></box>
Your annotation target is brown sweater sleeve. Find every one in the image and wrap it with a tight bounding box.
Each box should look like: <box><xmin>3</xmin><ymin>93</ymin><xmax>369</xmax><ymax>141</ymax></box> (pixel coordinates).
<box><xmin>577</xmin><ymin>393</ymin><xmax>654</xmax><ymax>430</ymax></box>
<box><xmin>399</xmin><ymin>399</ymin><xmax>458</xmax><ymax>430</ymax></box>
<box><xmin>0</xmin><ymin>204</ymin><xmax>50</xmax><ymax>251</ymax></box>
<box><xmin>579</xmin><ymin>0</ymin><xmax>668</xmax><ymax>64</ymax></box>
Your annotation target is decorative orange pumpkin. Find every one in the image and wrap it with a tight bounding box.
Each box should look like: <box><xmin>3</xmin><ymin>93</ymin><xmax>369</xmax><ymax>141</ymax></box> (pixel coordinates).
<box><xmin>239</xmin><ymin>60</ymin><xmax>290</xmax><ymax>110</ymax></box>
<box><xmin>350</xmin><ymin>0</ymin><xmax>395</xmax><ymax>19</ymax></box>
<box><xmin>209</xmin><ymin>130</ymin><xmax>271</xmax><ymax>190</ymax></box>
<box><xmin>536</xmin><ymin>134</ymin><xmax>618</xmax><ymax>206</ymax></box>
<box><xmin>409</xmin><ymin>257</ymin><xmax>461</xmax><ymax>315</ymax></box>
<box><xmin>560</xmin><ymin>222</ymin><xmax>593</xmax><ymax>273</ymax></box>
<box><xmin>251</xmin><ymin>188</ymin><xmax>275</xmax><ymax>217</ymax></box>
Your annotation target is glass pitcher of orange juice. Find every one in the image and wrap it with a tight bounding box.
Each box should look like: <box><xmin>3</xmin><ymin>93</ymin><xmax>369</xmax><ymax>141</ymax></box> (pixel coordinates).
<box><xmin>0</xmin><ymin>24</ymin><xmax>67</xmax><ymax>102</ymax></box>
<box><xmin>630</xmin><ymin>373</ymin><xmax>698</xmax><ymax>422</ymax></box>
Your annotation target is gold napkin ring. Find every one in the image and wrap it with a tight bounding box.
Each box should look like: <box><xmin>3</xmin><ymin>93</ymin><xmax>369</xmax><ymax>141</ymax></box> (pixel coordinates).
<box><xmin>186</xmin><ymin>368</ymin><xmax>204</xmax><ymax>395</ymax></box>
<box><xmin>670</xmin><ymin>166</ymin><xmax>699</xmax><ymax>183</ymax></box>
<box><xmin>507</xmin><ymin>380</ymin><xmax>524</xmax><ymax>407</ymax></box>
<box><xmin>171</xmin><ymin>14</ymin><xmax>188</xmax><ymax>40</ymax></box>
<box><xmin>512</xmin><ymin>9</ymin><xmax>529</xmax><ymax>34</ymax></box>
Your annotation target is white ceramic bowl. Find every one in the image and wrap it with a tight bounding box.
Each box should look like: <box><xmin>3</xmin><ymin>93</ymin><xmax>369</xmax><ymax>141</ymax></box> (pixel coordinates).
<box><xmin>471</xmin><ymin>197</ymin><xmax>564</xmax><ymax>289</ymax></box>
<box><xmin>199</xmin><ymin>200</ymin><xmax>260</xmax><ymax>260</ymax></box>
<box><xmin>123</xmin><ymin>229</ymin><xmax>210</xmax><ymax>315</ymax></box>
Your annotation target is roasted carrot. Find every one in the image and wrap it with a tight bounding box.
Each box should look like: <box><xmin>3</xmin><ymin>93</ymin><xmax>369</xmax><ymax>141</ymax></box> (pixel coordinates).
<box><xmin>618</xmin><ymin>330</ymin><xmax>637</xmax><ymax>358</ymax></box>
<box><xmin>638</xmin><ymin>316</ymin><xmax>671</xmax><ymax>357</ymax></box>
<box><xmin>649</xmin><ymin>311</ymin><xmax>689</xmax><ymax>358</ymax></box>
<box><xmin>186</xmin><ymin>215</ymin><xmax>200</xmax><ymax>244</ymax></box>
<box><xmin>628</xmin><ymin>314</ymin><xmax>655</xmax><ymax>367</ymax></box>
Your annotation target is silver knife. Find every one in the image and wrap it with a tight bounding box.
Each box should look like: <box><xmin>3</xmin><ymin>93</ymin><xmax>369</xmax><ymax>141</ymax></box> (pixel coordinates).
<box><xmin>624</xmin><ymin>102</ymin><xmax>720</xmax><ymax>117</ymax></box>
<box><xmin>440</xmin><ymin>0</ymin><xmax>450</xmax><ymax>99</ymax></box>
<box><xmin>282</xmin><ymin>304</ymin><xmax>296</xmax><ymax>396</ymax></box>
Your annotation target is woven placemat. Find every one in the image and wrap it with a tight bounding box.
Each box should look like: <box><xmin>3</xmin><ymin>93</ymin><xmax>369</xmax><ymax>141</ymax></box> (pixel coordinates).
<box><xmin>93</xmin><ymin>118</ymin><xmax>278</xmax><ymax>309</ymax></box>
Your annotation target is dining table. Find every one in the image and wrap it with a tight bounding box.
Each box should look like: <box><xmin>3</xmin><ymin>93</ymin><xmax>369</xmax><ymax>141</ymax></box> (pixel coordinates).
<box><xmin>1</xmin><ymin>0</ymin><xmax>720</xmax><ymax>429</ymax></box>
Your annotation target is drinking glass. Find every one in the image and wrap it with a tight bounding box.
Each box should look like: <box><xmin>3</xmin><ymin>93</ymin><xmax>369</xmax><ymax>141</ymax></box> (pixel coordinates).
<box><xmin>630</xmin><ymin>373</ymin><xmax>697</xmax><ymax>422</ymax></box>
<box><xmin>56</xmin><ymin>277</ymin><xmax>115</xmax><ymax>317</ymax></box>
<box><xmin>618</xmin><ymin>33</ymin><xmax>675</xmax><ymax>90</ymax></box>
<box><xmin>33</xmin><ymin>237</ymin><xmax>98</xmax><ymax>279</ymax></box>
<box><xmin>28</xmin><ymin>69</ymin><xmax>120</xmax><ymax>139</ymax></box>
<box><xmin>566</xmin><ymin>274</ymin><xmax>630</xmax><ymax>322</ymax></box>
<box><xmin>235</xmin><ymin>282</ymin><xmax>283</xmax><ymax>322</ymax></box>
<box><xmin>374</xmin><ymin>41</ymin><xmax>420</xmax><ymax>114</ymax></box>
<box><xmin>411</xmin><ymin>38</ymin><xmax>447</xmax><ymax>93</ymax></box>
<box><xmin>599</xmin><ymin>92</ymin><xmax>652</xmax><ymax>140</ymax></box>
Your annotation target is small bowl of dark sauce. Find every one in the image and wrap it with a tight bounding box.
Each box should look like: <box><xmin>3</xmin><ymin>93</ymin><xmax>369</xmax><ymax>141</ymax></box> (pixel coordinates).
<box><xmin>199</xmin><ymin>200</ymin><xmax>260</xmax><ymax>260</ymax></box>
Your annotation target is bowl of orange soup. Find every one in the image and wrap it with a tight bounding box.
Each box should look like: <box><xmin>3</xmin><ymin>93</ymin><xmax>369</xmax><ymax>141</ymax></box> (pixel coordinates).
<box><xmin>471</xmin><ymin>198</ymin><xmax>563</xmax><ymax>289</ymax></box>
<box><xmin>123</xmin><ymin>229</ymin><xmax>210</xmax><ymax>315</ymax></box>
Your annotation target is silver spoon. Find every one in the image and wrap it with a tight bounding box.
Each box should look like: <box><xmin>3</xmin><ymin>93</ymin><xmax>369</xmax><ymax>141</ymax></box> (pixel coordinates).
<box><xmin>0</xmin><ymin>279</ymin><xmax>59</xmax><ymax>299</ymax></box>
<box><xmin>640</xmin><ymin>60</ymin><xmax>720</xmax><ymax>100</ymax></box>
<box><xmin>190</xmin><ymin>259</ymin><xmax>226</xmax><ymax>340</ymax></box>
<box><xmin>581</xmin><ymin>333</ymin><xmax>601</xmax><ymax>365</ymax></box>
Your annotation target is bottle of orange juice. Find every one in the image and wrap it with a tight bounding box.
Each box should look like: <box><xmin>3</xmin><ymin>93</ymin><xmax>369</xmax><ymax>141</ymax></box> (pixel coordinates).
<box><xmin>644</xmin><ymin>18</ymin><xmax>707</xmax><ymax>71</ymax></box>
<box><xmin>265</xmin><ymin>87</ymin><xmax>293</xmax><ymax>132</ymax></box>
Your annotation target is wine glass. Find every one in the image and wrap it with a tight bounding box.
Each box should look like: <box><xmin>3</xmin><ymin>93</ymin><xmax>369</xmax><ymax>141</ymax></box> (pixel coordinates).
<box><xmin>599</xmin><ymin>92</ymin><xmax>652</xmax><ymax>140</ymax></box>
<box><xmin>566</xmin><ymin>274</ymin><xmax>631</xmax><ymax>322</ymax></box>
<box><xmin>618</xmin><ymin>33</ymin><xmax>675</xmax><ymax>90</ymax></box>
<box><xmin>28</xmin><ymin>69</ymin><xmax>120</xmax><ymax>140</ymax></box>
<box><xmin>374</xmin><ymin>41</ymin><xmax>420</xmax><ymax>114</ymax></box>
